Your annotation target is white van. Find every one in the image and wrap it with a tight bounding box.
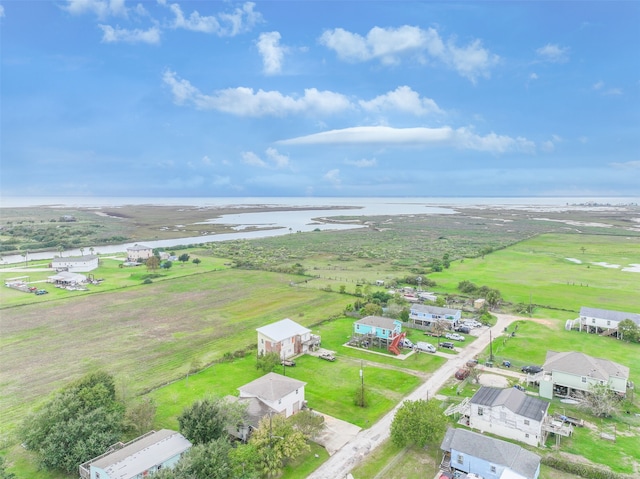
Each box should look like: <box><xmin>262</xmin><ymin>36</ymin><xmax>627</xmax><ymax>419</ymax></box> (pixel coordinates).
<box><xmin>415</xmin><ymin>341</ymin><xmax>436</xmax><ymax>353</ymax></box>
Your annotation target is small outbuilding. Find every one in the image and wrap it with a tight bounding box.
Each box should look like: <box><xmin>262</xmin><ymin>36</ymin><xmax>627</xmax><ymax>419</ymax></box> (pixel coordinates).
<box><xmin>51</xmin><ymin>255</ymin><xmax>98</xmax><ymax>273</ymax></box>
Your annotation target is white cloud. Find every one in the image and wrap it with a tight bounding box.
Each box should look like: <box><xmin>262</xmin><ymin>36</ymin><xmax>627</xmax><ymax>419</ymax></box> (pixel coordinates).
<box><xmin>536</xmin><ymin>43</ymin><xmax>570</xmax><ymax>63</ymax></box>
<box><xmin>345</xmin><ymin>158</ymin><xmax>377</xmax><ymax>168</ymax></box>
<box><xmin>201</xmin><ymin>155</ymin><xmax>212</xmax><ymax>165</ymax></box>
<box><xmin>319</xmin><ymin>25</ymin><xmax>498</xmax><ymax>82</ymax></box>
<box><xmin>167</xmin><ymin>1</ymin><xmax>261</xmax><ymax>36</ymax></box>
<box><xmin>593</xmin><ymin>81</ymin><xmax>604</xmax><ymax>90</ymax></box>
<box><xmin>530</xmin><ymin>73</ymin><xmax>538</xmax><ymax>80</ymax></box>
<box><xmin>610</xmin><ymin>160</ymin><xmax>640</xmax><ymax>170</ymax></box>
<box><xmin>279</xmin><ymin>125</ymin><xmax>536</xmax><ymax>154</ymax></box>
<box><xmin>64</xmin><ymin>0</ymin><xmax>127</xmax><ymax>19</ymax></box>
<box><xmin>257</xmin><ymin>32</ymin><xmax>285</xmax><ymax>75</ymax></box>
<box><xmin>99</xmin><ymin>24</ymin><xmax>161</xmax><ymax>44</ymax></box>
<box><xmin>0</xmin><ymin>5</ymin><xmax>5</xmax><ymax>18</ymax></box>
<box><xmin>359</xmin><ymin>86</ymin><xmax>442</xmax><ymax>115</ymax></box>
<box><xmin>163</xmin><ymin>70</ymin><xmax>352</xmax><ymax>116</ymax></box>
<box><xmin>603</xmin><ymin>88</ymin><xmax>623</xmax><ymax>96</ymax></box>
<box><xmin>324</xmin><ymin>169</ymin><xmax>341</xmax><ymax>186</ymax></box>
<box><xmin>265</xmin><ymin>148</ymin><xmax>290</xmax><ymax>168</ymax></box>
<box><xmin>242</xmin><ymin>151</ymin><xmax>268</xmax><ymax>168</ymax></box>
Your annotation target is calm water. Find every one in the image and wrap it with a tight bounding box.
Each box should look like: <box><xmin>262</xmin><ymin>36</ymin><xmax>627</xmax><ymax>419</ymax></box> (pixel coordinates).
<box><xmin>1</xmin><ymin>196</ymin><xmax>637</xmax><ymax>264</ymax></box>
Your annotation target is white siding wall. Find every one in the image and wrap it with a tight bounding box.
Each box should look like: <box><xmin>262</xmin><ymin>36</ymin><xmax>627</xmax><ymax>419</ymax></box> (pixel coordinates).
<box><xmin>469</xmin><ymin>404</ymin><xmax>543</xmax><ymax>447</ymax></box>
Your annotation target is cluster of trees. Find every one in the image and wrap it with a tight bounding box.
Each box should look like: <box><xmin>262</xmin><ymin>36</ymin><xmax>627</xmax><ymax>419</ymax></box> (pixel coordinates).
<box><xmin>618</xmin><ymin>319</ymin><xmax>640</xmax><ymax>343</ymax></box>
<box><xmin>457</xmin><ymin>281</ymin><xmax>502</xmax><ymax>309</ymax></box>
<box><xmin>390</xmin><ymin>399</ymin><xmax>447</xmax><ymax>449</ymax></box>
<box><xmin>18</xmin><ymin>372</ymin><xmax>321</xmax><ymax>479</ymax></box>
<box><xmin>154</xmin><ymin>398</ymin><xmax>322</xmax><ymax>479</ymax></box>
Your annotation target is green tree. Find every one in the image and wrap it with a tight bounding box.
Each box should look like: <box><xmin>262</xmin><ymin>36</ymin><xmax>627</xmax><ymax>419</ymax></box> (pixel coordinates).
<box><xmin>162</xmin><ymin>260</ymin><xmax>173</xmax><ymax>270</ymax></box>
<box><xmin>125</xmin><ymin>397</ymin><xmax>156</xmax><ymax>437</ymax></box>
<box><xmin>399</xmin><ymin>308</ymin><xmax>410</xmax><ymax>322</ymax></box>
<box><xmin>390</xmin><ymin>399</ymin><xmax>447</xmax><ymax>448</ymax></box>
<box><xmin>229</xmin><ymin>443</ymin><xmax>261</xmax><ymax>479</ymax></box>
<box><xmin>171</xmin><ymin>439</ymin><xmax>233</xmax><ymax>479</ymax></box>
<box><xmin>20</xmin><ymin>371</ymin><xmax>124</xmax><ymax>473</ymax></box>
<box><xmin>178</xmin><ymin>398</ymin><xmax>246</xmax><ymax>445</ymax></box>
<box><xmin>192</xmin><ymin>258</ymin><xmax>201</xmax><ymax>266</ymax></box>
<box><xmin>257</xmin><ymin>352</ymin><xmax>280</xmax><ymax>373</ymax></box>
<box><xmin>360</xmin><ymin>302</ymin><xmax>383</xmax><ymax>317</ymax></box>
<box><xmin>457</xmin><ymin>280</ymin><xmax>477</xmax><ymax>294</ymax></box>
<box><xmin>146</xmin><ymin>255</ymin><xmax>160</xmax><ymax>272</ymax></box>
<box><xmin>250</xmin><ymin>414</ymin><xmax>309</xmax><ymax>478</ymax></box>
<box><xmin>578</xmin><ymin>383</ymin><xmax>620</xmax><ymax>417</ymax></box>
<box><xmin>178</xmin><ymin>253</ymin><xmax>190</xmax><ymax>264</ymax></box>
<box><xmin>485</xmin><ymin>289</ymin><xmax>502</xmax><ymax>309</ymax></box>
<box><xmin>290</xmin><ymin>410</ymin><xmax>324</xmax><ymax>439</ymax></box>
<box><xmin>618</xmin><ymin>319</ymin><xmax>639</xmax><ymax>342</ymax></box>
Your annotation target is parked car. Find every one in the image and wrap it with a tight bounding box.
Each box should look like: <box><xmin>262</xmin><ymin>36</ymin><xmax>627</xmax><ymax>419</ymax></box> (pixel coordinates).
<box><xmin>281</xmin><ymin>359</ymin><xmax>296</xmax><ymax>367</ymax></box>
<box><xmin>319</xmin><ymin>352</ymin><xmax>336</xmax><ymax>362</ymax></box>
<box><xmin>414</xmin><ymin>341</ymin><xmax>436</xmax><ymax>353</ymax></box>
<box><xmin>521</xmin><ymin>365</ymin><xmax>543</xmax><ymax>374</ymax></box>
<box><xmin>440</xmin><ymin>341</ymin><xmax>455</xmax><ymax>349</ymax></box>
<box><xmin>464</xmin><ymin>320</ymin><xmax>482</xmax><ymax>328</ymax></box>
<box><xmin>402</xmin><ymin>338</ymin><xmax>414</xmax><ymax>349</ymax></box>
<box><xmin>455</xmin><ymin>325</ymin><xmax>471</xmax><ymax>334</ymax></box>
<box><xmin>466</xmin><ymin>359</ymin><xmax>478</xmax><ymax>368</ymax></box>
<box><xmin>455</xmin><ymin>368</ymin><xmax>470</xmax><ymax>380</ymax></box>
<box><xmin>35</xmin><ymin>289</ymin><xmax>48</xmax><ymax>295</ymax></box>
<box><xmin>445</xmin><ymin>333</ymin><xmax>465</xmax><ymax>341</ymax></box>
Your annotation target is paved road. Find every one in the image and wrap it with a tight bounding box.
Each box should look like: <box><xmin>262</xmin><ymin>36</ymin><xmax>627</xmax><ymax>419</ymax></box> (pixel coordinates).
<box><xmin>307</xmin><ymin>313</ymin><xmax>520</xmax><ymax>479</ymax></box>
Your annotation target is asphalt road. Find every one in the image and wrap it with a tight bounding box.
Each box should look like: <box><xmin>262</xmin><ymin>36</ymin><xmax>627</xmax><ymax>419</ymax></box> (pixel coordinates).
<box><xmin>307</xmin><ymin>313</ymin><xmax>520</xmax><ymax>479</ymax></box>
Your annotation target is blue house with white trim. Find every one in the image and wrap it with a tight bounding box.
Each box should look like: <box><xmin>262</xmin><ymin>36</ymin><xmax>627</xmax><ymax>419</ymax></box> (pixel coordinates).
<box><xmin>440</xmin><ymin>428</ymin><xmax>541</xmax><ymax>479</ymax></box>
<box><xmin>353</xmin><ymin>316</ymin><xmax>402</xmax><ymax>339</ymax></box>
<box><xmin>79</xmin><ymin>429</ymin><xmax>191</xmax><ymax>479</ymax></box>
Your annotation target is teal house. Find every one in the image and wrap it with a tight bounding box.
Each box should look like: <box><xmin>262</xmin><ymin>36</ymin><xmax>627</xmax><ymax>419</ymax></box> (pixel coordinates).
<box><xmin>354</xmin><ymin>316</ymin><xmax>402</xmax><ymax>339</ymax></box>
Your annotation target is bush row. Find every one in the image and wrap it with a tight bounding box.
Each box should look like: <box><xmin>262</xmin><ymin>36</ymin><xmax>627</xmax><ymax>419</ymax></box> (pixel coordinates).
<box><xmin>542</xmin><ymin>455</ymin><xmax>630</xmax><ymax>479</ymax></box>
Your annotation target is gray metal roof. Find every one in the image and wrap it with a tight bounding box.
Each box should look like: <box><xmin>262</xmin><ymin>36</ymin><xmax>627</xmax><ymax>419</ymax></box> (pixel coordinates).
<box><xmin>127</xmin><ymin>244</ymin><xmax>151</xmax><ymax>251</ymax></box>
<box><xmin>544</xmin><ymin>351</ymin><xmax>629</xmax><ymax>381</ymax></box>
<box><xmin>355</xmin><ymin>315</ymin><xmax>398</xmax><ymax>329</ymax></box>
<box><xmin>441</xmin><ymin>427</ymin><xmax>541</xmax><ymax>479</ymax></box>
<box><xmin>91</xmin><ymin>430</ymin><xmax>191</xmax><ymax>479</ymax></box>
<box><xmin>239</xmin><ymin>372</ymin><xmax>306</xmax><ymax>402</ymax></box>
<box><xmin>470</xmin><ymin>387</ymin><xmax>549</xmax><ymax>422</ymax></box>
<box><xmin>410</xmin><ymin>304</ymin><xmax>461</xmax><ymax>316</ymax></box>
<box><xmin>256</xmin><ymin>318</ymin><xmax>311</xmax><ymax>342</ymax></box>
<box><xmin>580</xmin><ymin>307</ymin><xmax>640</xmax><ymax>325</ymax></box>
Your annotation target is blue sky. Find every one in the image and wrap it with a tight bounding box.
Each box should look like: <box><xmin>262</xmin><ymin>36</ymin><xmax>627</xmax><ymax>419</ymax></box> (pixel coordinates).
<box><xmin>1</xmin><ymin>1</ymin><xmax>639</xmax><ymax>198</ymax></box>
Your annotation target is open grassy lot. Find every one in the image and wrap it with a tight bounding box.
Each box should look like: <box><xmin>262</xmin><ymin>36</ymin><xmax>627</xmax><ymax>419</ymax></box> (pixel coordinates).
<box><xmin>0</xmin><ymin>268</ymin><xmax>349</xmax><ymax>441</ymax></box>
<box><xmin>428</xmin><ymin>233</ymin><xmax>640</xmax><ymax>314</ymax></box>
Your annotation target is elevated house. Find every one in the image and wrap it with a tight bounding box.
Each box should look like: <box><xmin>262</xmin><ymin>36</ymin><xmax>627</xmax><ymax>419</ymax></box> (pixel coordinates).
<box><xmin>539</xmin><ymin>350</ymin><xmax>630</xmax><ymax>399</ymax></box>
<box><xmin>126</xmin><ymin>244</ymin><xmax>153</xmax><ymax>262</ymax></box>
<box><xmin>51</xmin><ymin>255</ymin><xmax>98</xmax><ymax>273</ymax></box>
<box><xmin>468</xmin><ymin>386</ymin><xmax>549</xmax><ymax>447</ymax></box>
<box><xmin>79</xmin><ymin>429</ymin><xmax>191</xmax><ymax>479</ymax></box>
<box><xmin>256</xmin><ymin>318</ymin><xmax>320</xmax><ymax>359</ymax></box>
<box><xmin>440</xmin><ymin>427</ymin><xmax>541</xmax><ymax>479</ymax></box>
<box><xmin>352</xmin><ymin>316</ymin><xmax>405</xmax><ymax>354</ymax></box>
<box><xmin>409</xmin><ymin>304</ymin><xmax>461</xmax><ymax>331</ymax></box>
<box><xmin>575</xmin><ymin>306</ymin><xmax>640</xmax><ymax>337</ymax></box>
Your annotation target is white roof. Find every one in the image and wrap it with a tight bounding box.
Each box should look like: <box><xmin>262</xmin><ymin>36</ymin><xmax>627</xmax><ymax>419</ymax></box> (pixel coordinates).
<box><xmin>52</xmin><ymin>255</ymin><xmax>98</xmax><ymax>263</ymax></box>
<box><xmin>91</xmin><ymin>430</ymin><xmax>191</xmax><ymax>479</ymax></box>
<box><xmin>256</xmin><ymin>318</ymin><xmax>310</xmax><ymax>342</ymax></box>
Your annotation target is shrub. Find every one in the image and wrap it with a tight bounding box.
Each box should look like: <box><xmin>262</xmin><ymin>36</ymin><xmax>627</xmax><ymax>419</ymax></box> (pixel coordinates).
<box><xmin>541</xmin><ymin>456</ymin><xmax>627</xmax><ymax>479</ymax></box>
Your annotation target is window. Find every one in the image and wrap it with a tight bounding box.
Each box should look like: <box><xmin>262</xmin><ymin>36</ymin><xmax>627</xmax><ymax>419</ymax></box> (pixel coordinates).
<box><xmin>592</xmin><ymin>318</ymin><xmax>596</xmax><ymax>324</ymax></box>
<box><xmin>524</xmin><ymin>419</ymin><xmax>530</xmax><ymax>425</ymax></box>
<box><xmin>525</xmin><ymin>433</ymin><xmax>530</xmax><ymax>438</ymax></box>
<box><xmin>295</xmin><ymin>389</ymin><xmax>298</xmax><ymax>394</ymax></box>
<box><xmin>477</xmin><ymin>407</ymin><xmax>483</xmax><ymax>416</ymax></box>
<box><xmin>457</xmin><ymin>454</ymin><xmax>464</xmax><ymax>465</ymax></box>
<box><xmin>607</xmin><ymin>320</ymin><xmax>611</xmax><ymax>326</ymax></box>
<box><xmin>490</xmin><ymin>465</ymin><xmax>497</xmax><ymax>473</ymax></box>
<box><xmin>96</xmin><ymin>474</ymin><xmax>101</xmax><ymax>479</ymax></box>
<box><xmin>582</xmin><ymin>376</ymin><xmax>587</xmax><ymax>383</ymax></box>
<box><xmin>500</xmin><ymin>411</ymin><xmax>507</xmax><ymax>422</ymax></box>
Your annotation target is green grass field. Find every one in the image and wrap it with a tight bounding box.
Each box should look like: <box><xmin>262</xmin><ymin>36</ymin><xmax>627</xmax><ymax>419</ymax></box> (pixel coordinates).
<box><xmin>2</xmin><ymin>225</ymin><xmax>639</xmax><ymax>478</ymax></box>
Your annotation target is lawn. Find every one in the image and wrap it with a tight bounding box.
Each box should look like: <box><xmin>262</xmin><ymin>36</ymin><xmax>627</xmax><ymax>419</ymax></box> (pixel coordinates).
<box><xmin>0</xmin><ymin>267</ymin><xmax>349</xmax><ymax>441</ymax></box>
<box><xmin>428</xmin><ymin>233</ymin><xmax>640</xmax><ymax>315</ymax></box>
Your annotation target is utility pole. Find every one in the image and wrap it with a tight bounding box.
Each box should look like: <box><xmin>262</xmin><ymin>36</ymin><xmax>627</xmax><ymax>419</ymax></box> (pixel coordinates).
<box><xmin>489</xmin><ymin>329</ymin><xmax>494</xmax><ymax>363</ymax></box>
<box><xmin>359</xmin><ymin>360</ymin><xmax>364</xmax><ymax>407</ymax></box>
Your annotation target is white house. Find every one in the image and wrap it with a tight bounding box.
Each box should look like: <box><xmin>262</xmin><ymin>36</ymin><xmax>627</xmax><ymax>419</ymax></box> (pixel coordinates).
<box><xmin>256</xmin><ymin>318</ymin><xmax>320</xmax><ymax>359</ymax></box>
<box><xmin>79</xmin><ymin>429</ymin><xmax>191</xmax><ymax>479</ymax></box>
<box><xmin>51</xmin><ymin>255</ymin><xmax>98</xmax><ymax>273</ymax></box>
<box><xmin>468</xmin><ymin>386</ymin><xmax>549</xmax><ymax>447</ymax></box>
<box><xmin>238</xmin><ymin>372</ymin><xmax>306</xmax><ymax>418</ymax></box>
<box><xmin>577</xmin><ymin>306</ymin><xmax>640</xmax><ymax>335</ymax></box>
<box><xmin>539</xmin><ymin>350</ymin><xmax>630</xmax><ymax>399</ymax></box>
<box><xmin>409</xmin><ymin>304</ymin><xmax>461</xmax><ymax>331</ymax></box>
<box><xmin>440</xmin><ymin>427</ymin><xmax>541</xmax><ymax>479</ymax></box>
<box><xmin>126</xmin><ymin>244</ymin><xmax>153</xmax><ymax>262</ymax></box>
